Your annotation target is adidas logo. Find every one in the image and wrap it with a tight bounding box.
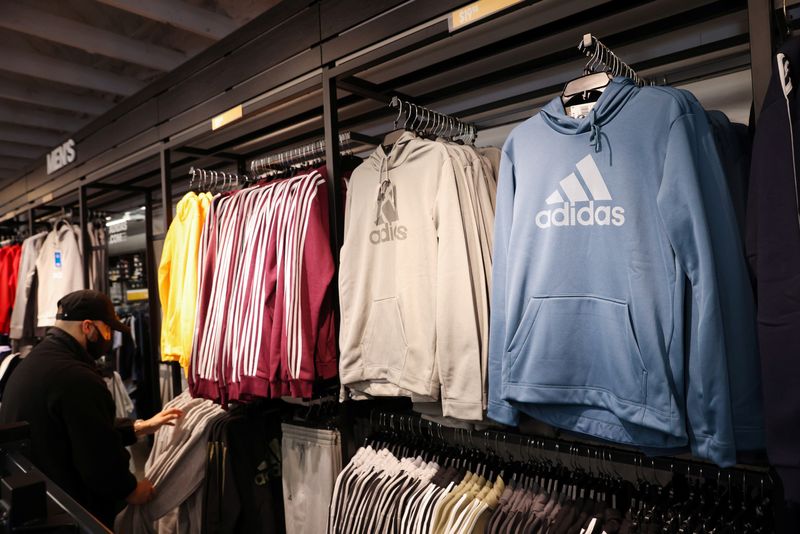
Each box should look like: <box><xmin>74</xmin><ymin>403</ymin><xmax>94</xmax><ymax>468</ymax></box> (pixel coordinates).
<box><xmin>535</xmin><ymin>154</ymin><xmax>625</xmax><ymax>229</ymax></box>
<box><xmin>370</xmin><ymin>181</ymin><xmax>408</xmax><ymax>244</ymax></box>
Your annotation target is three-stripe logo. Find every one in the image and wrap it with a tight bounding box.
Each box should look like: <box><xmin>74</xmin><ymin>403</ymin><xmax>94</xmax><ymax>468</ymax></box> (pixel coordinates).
<box><xmin>535</xmin><ymin>154</ymin><xmax>625</xmax><ymax>228</ymax></box>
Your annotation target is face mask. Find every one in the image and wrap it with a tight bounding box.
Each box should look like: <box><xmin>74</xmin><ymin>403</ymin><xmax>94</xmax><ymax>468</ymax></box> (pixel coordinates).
<box><xmin>86</xmin><ymin>324</ymin><xmax>112</xmax><ymax>360</ymax></box>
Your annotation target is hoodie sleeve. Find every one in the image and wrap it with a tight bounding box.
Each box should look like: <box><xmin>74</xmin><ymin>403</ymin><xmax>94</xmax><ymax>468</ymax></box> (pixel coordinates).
<box><xmin>158</xmin><ymin>216</ymin><xmax>175</xmax><ymax>360</ymax></box>
<box><xmin>435</xmin><ymin>158</ymin><xmax>483</xmax><ymax>421</ymax></box>
<box><xmin>657</xmin><ymin>113</ymin><xmax>736</xmax><ymax>467</ymax></box>
<box><xmin>179</xmin><ymin>199</ymin><xmax>203</xmax><ymax>372</ymax></box>
<box><xmin>57</xmin><ymin>370</ymin><xmax>138</xmax><ymax>502</ymax></box>
<box><xmin>487</xmin><ymin>149</ymin><xmax>519</xmax><ymax>426</ymax></box>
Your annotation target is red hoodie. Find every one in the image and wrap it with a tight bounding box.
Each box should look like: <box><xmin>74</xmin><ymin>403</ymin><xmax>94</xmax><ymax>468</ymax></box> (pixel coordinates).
<box><xmin>0</xmin><ymin>245</ymin><xmax>22</xmax><ymax>334</ymax></box>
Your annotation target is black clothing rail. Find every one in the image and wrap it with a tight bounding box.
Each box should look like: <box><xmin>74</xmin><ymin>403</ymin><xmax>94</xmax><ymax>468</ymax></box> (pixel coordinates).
<box><xmin>368</xmin><ymin>410</ymin><xmax>772</xmax><ymax>486</ymax></box>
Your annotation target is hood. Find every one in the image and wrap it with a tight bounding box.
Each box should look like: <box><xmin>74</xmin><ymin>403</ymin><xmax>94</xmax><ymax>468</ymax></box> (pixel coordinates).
<box><xmin>367</xmin><ymin>130</ymin><xmax>418</xmax><ymax>171</ymax></box>
<box><xmin>175</xmin><ymin>191</ymin><xmax>199</xmax><ymax>222</ymax></box>
<box><xmin>540</xmin><ymin>77</ymin><xmax>638</xmax><ymax>151</ymax></box>
<box><xmin>366</xmin><ymin>131</ymin><xmax>418</xmax><ymax>226</ymax></box>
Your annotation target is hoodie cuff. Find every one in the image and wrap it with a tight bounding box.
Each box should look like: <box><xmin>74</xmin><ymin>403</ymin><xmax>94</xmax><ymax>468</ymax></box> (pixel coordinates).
<box><xmin>114</xmin><ymin>418</ymin><xmax>137</xmax><ymax>447</ymax></box>
<box><xmin>488</xmin><ymin>401</ymin><xmax>519</xmax><ymax>427</ymax></box>
<box><xmin>690</xmin><ymin>434</ymin><xmax>736</xmax><ymax>468</ymax></box>
<box><xmin>442</xmin><ymin>399</ymin><xmax>483</xmax><ymax>421</ymax></box>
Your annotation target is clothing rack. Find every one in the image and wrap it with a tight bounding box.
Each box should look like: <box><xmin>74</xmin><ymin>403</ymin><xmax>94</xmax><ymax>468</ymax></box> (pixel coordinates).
<box><xmin>389</xmin><ymin>96</ymin><xmax>477</xmax><ymax>143</ymax></box>
<box><xmin>188</xmin><ymin>166</ymin><xmax>243</xmax><ymax>192</ymax></box>
<box><xmin>368</xmin><ymin>410</ymin><xmax>772</xmax><ymax>486</ymax></box>
<box><xmin>249</xmin><ymin>130</ymin><xmax>378</xmax><ymax>174</ymax></box>
<box><xmin>578</xmin><ymin>33</ymin><xmax>651</xmax><ymax>86</ymax></box>
<box><xmin>34</xmin><ymin>208</ymin><xmax>75</xmax><ymax>229</ymax></box>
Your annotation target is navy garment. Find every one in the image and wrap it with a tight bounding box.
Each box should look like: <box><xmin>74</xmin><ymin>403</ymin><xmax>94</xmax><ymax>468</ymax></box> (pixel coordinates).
<box><xmin>746</xmin><ymin>36</ymin><xmax>800</xmax><ymax>503</ymax></box>
<box><xmin>707</xmin><ymin>110</ymin><xmax>751</xmax><ymax>242</ymax></box>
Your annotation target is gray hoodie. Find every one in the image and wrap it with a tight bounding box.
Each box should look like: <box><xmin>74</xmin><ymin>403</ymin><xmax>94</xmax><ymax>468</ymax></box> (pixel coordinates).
<box><xmin>115</xmin><ymin>392</ymin><xmax>225</xmax><ymax>533</ymax></box>
<box><xmin>339</xmin><ymin>132</ymin><xmax>483</xmax><ymax>420</ymax></box>
<box><xmin>9</xmin><ymin>232</ymin><xmax>46</xmax><ymax>339</ymax></box>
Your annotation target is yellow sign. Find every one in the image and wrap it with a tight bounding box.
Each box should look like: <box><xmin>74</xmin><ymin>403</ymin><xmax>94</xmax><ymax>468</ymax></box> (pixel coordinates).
<box><xmin>449</xmin><ymin>0</ymin><xmax>525</xmax><ymax>31</ymax></box>
<box><xmin>126</xmin><ymin>289</ymin><xmax>149</xmax><ymax>302</ymax></box>
<box><xmin>211</xmin><ymin>105</ymin><xmax>243</xmax><ymax>130</ymax></box>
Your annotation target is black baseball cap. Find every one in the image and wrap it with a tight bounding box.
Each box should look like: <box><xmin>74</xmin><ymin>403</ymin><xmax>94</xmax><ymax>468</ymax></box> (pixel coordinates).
<box><xmin>56</xmin><ymin>290</ymin><xmax>131</xmax><ymax>335</ymax></box>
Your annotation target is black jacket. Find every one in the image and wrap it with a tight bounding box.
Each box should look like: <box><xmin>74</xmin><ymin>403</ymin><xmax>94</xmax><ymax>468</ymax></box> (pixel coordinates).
<box><xmin>0</xmin><ymin>327</ymin><xmax>138</xmax><ymax>526</ymax></box>
<box><xmin>746</xmin><ymin>36</ymin><xmax>800</xmax><ymax>504</ymax></box>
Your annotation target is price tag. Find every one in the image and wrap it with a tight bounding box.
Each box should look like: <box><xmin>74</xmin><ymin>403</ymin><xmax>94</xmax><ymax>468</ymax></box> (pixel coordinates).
<box><xmin>566</xmin><ymin>102</ymin><xmax>596</xmax><ymax>119</ymax></box>
<box><xmin>449</xmin><ymin>0</ymin><xmax>525</xmax><ymax>32</ymax></box>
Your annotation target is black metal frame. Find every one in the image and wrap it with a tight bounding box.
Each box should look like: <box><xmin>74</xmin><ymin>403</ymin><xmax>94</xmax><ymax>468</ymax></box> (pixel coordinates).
<box><xmin>1</xmin><ymin>0</ymin><xmax>777</xmax><ymax>221</ymax></box>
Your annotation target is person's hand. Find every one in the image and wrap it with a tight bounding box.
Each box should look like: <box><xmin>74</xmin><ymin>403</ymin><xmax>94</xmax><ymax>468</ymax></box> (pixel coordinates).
<box><xmin>134</xmin><ymin>408</ymin><xmax>184</xmax><ymax>437</ymax></box>
<box><xmin>126</xmin><ymin>479</ymin><xmax>155</xmax><ymax>505</ymax></box>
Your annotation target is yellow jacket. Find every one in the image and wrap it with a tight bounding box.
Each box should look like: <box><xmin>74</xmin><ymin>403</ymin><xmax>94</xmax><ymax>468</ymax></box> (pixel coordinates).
<box><xmin>158</xmin><ymin>192</ymin><xmax>210</xmax><ymax>372</ymax></box>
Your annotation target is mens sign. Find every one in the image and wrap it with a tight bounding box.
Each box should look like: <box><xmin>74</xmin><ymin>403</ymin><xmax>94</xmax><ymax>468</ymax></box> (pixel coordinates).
<box><xmin>46</xmin><ymin>139</ymin><xmax>76</xmax><ymax>175</ymax></box>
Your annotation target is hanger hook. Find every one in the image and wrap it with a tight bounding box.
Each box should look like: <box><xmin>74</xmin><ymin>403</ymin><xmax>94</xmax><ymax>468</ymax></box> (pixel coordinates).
<box><xmin>393</xmin><ymin>98</ymin><xmax>403</xmax><ymax>129</ymax></box>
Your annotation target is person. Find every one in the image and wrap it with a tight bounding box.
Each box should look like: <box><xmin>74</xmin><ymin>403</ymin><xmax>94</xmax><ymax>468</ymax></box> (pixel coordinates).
<box><xmin>0</xmin><ymin>289</ymin><xmax>184</xmax><ymax>527</ymax></box>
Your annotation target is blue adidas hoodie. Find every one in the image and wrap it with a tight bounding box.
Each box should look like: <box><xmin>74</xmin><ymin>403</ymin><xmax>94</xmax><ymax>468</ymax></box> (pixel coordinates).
<box><xmin>488</xmin><ymin>77</ymin><xmax>763</xmax><ymax>467</ymax></box>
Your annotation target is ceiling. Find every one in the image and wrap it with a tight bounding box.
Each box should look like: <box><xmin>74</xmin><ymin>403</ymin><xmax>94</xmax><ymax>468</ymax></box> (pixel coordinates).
<box><xmin>0</xmin><ymin>0</ymin><xmax>281</xmax><ymax>183</ymax></box>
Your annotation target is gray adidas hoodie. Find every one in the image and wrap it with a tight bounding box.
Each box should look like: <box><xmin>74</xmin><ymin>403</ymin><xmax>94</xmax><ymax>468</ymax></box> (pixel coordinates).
<box><xmin>339</xmin><ymin>132</ymin><xmax>482</xmax><ymax>420</ymax></box>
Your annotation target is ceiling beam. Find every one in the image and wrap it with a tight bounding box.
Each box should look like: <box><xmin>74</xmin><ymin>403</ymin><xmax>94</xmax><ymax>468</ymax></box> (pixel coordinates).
<box><xmin>0</xmin><ymin>124</ymin><xmax>65</xmax><ymax>147</ymax></box>
<box><xmin>0</xmin><ymin>169</ymin><xmax>18</xmax><ymax>180</ymax></box>
<box><xmin>96</xmin><ymin>0</ymin><xmax>238</xmax><ymax>40</ymax></box>
<box><xmin>0</xmin><ymin>101</ymin><xmax>87</xmax><ymax>132</ymax></box>
<box><xmin>0</xmin><ymin>49</ymin><xmax>145</xmax><ymax>96</ymax></box>
<box><xmin>0</xmin><ymin>156</ymin><xmax>34</xmax><ymax>171</ymax></box>
<box><xmin>0</xmin><ymin>141</ymin><xmax>45</xmax><ymax>160</ymax></box>
<box><xmin>0</xmin><ymin>79</ymin><xmax>111</xmax><ymax>116</ymax></box>
<box><xmin>0</xmin><ymin>3</ymin><xmax>187</xmax><ymax>71</ymax></box>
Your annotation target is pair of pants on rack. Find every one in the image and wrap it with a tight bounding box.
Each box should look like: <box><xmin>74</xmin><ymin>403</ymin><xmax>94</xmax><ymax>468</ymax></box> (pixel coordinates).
<box><xmin>281</xmin><ymin>423</ymin><xmax>342</xmax><ymax>534</ymax></box>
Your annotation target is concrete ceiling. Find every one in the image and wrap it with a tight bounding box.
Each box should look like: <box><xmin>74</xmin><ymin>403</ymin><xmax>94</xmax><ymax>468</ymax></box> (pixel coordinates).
<box><xmin>0</xmin><ymin>0</ymin><xmax>281</xmax><ymax>182</ymax></box>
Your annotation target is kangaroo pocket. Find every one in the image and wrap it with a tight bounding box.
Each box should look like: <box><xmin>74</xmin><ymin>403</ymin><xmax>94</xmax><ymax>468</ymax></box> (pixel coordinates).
<box><xmin>360</xmin><ymin>297</ymin><xmax>409</xmax><ymax>371</ymax></box>
<box><xmin>507</xmin><ymin>295</ymin><xmax>647</xmax><ymax>405</ymax></box>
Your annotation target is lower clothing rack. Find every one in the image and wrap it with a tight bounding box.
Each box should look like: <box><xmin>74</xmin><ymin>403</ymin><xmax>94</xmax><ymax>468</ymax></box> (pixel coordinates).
<box><xmin>366</xmin><ymin>409</ymin><xmax>772</xmax><ymax>487</ymax></box>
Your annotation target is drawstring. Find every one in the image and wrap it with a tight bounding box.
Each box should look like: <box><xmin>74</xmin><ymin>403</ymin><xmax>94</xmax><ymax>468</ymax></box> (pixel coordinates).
<box><xmin>375</xmin><ymin>158</ymin><xmax>391</xmax><ymax>225</ymax></box>
<box><xmin>588</xmin><ymin>109</ymin><xmax>602</xmax><ymax>153</ymax></box>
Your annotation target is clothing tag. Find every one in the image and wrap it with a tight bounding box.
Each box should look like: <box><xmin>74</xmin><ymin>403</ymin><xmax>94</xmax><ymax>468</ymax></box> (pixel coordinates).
<box><xmin>778</xmin><ymin>52</ymin><xmax>793</xmax><ymax>98</ymax></box>
<box><xmin>54</xmin><ymin>250</ymin><xmax>63</xmax><ymax>279</ymax></box>
<box><xmin>566</xmin><ymin>102</ymin><xmax>596</xmax><ymax>119</ymax></box>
